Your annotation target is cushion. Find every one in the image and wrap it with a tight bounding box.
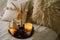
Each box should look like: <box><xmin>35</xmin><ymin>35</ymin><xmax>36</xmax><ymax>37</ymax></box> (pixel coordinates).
<box><xmin>1</xmin><ymin>0</ymin><xmax>29</xmax><ymax>22</ymax></box>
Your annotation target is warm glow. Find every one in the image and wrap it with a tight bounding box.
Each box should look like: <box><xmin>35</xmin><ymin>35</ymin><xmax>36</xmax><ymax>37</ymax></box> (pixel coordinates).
<box><xmin>11</xmin><ymin>20</ymin><xmax>19</xmax><ymax>29</ymax></box>
<box><xmin>8</xmin><ymin>27</ymin><xmax>17</xmax><ymax>35</ymax></box>
<box><xmin>16</xmin><ymin>13</ymin><xmax>23</xmax><ymax>20</ymax></box>
<box><xmin>24</xmin><ymin>23</ymin><xmax>32</xmax><ymax>32</ymax></box>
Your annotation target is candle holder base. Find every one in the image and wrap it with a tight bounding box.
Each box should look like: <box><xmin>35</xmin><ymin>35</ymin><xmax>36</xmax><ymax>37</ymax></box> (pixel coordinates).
<box><xmin>8</xmin><ymin>25</ymin><xmax>34</xmax><ymax>39</ymax></box>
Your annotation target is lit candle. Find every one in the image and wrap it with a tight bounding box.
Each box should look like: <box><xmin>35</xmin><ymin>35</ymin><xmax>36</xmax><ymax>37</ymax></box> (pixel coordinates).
<box><xmin>24</xmin><ymin>23</ymin><xmax>32</xmax><ymax>36</ymax></box>
<box><xmin>10</xmin><ymin>19</ymin><xmax>19</xmax><ymax>29</ymax></box>
<box><xmin>8</xmin><ymin>20</ymin><xmax>18</xmax><ymax>35</ymax></box>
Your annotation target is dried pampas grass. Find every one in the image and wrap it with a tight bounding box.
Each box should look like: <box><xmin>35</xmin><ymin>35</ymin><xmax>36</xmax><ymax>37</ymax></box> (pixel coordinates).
<box><xmin>32</xmin><ymin>0</ymin><xmax>60</xmax><ymax>34</ymax></box>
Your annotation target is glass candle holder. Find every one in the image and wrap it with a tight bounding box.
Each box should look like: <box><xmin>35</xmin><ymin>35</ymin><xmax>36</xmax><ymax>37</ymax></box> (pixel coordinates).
<box><xmin>24</xmin><ymin>23</ymin><xmax>33</xmax><ymax>36</ymax></box>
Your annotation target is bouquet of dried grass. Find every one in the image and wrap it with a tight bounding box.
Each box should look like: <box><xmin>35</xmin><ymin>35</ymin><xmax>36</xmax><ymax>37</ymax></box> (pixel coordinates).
<box><xmin>32</xmin><ymin>0</ymin><xmax>60</xmax><ymax>34</ymax></box>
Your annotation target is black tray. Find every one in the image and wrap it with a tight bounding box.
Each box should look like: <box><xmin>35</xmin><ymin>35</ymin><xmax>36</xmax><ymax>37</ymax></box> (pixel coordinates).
<box><xmin>8</xmin><ymin>26</ymin><xmax>34</xmax><ymax>39</ymax></box>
